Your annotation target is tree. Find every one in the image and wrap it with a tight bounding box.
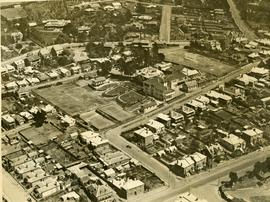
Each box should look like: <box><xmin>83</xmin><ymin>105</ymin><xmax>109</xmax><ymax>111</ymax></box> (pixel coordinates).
<box><xmin>55</xmin><ymin>33</ymin><xmax>71</xmax><ymax>44</ymax></box>
<box><xmin>33</xmin><ymin>111</ymin><xmax>46</xmax><ymax>127</ymax></box>
<box><xmin>99</xmin><ymin>61</ymin><xmax>112</xmax><ymax>76</ymax></box>
<box><xmin>62</xmin><ymin>23</ymin><xmax>78</xmax><ymax>37</ymax></box>
<box><xmin>15</xmin><ymin>43</ymin><xmax>23</xmax><ymax>49</ymax></box>
<box><xmin>158</xmin><ymin>53</ymin><xmax>165</xmax><ymax>62</ymax></box>
<box><xmin>57</xmin><ymin>56</ymin><xmax>73</xmax><ymax>66</ymax></box>
<box><xmin>136</xmin><ymin>3</ymin><xmax>145</xmax><ymax>14</ymax></box>
<box><xmin>124</xmin><ymin>61</ymin><xmax>137</xmax><ymax>75</ymax></box>
<box><xmin>229</xmin><ymin>171</ymin><xmax>238</xmax><ymax>184</ymax></box>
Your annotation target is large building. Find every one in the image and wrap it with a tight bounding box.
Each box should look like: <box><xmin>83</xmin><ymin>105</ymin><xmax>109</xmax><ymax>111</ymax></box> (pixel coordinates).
<box><xmin>112</xmin><ymin>179</ymin><xmax>144</xmax><ymax>199</ymax></box>
<box><xmin>143</xmin><ymin>76</ymin><xmax>175</xmax><ymax>101</ymax></box>
<box><xmin>220</xmin><ymin>134</ymin><xmax>246</xmax><ymax>152</ymax></box>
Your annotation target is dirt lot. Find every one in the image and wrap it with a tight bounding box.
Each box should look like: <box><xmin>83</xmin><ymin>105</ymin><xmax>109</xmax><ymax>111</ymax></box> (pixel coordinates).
<box><xmin>160</xmin><ymin>47</ymin><xmax>236</xmax><ymax>77</ymax></box>
<box><xmin>34</xmin><ymin>83</ymin><xmax>112</xmax><ymax>116</ymax></box>
<box><xmin>97</xmin><ymin>104</ymin><xmax>134</xmax><ymax>122</ymax></box>
<box><xmin>19</xmin><ymin>124</ymin><xmax>63</xmax><ymax>145</ymax></box>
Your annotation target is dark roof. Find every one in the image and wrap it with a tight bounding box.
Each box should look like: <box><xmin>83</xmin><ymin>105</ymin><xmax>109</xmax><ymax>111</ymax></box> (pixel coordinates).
<box><xmin>1</xmin><ymin>7</ymin><xmax>27</xmax><ymax>21</ymax></box>
<box><xmin>26</xmin><ymin>54</ymin><xmax>40</xmax><ymax>62</ymax></box>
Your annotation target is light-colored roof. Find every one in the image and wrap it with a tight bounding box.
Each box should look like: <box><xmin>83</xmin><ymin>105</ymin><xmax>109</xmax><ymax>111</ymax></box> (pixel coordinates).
<box><xmin>175</xmin><ymin>192</ymin><xmax>208</xmax><ymax>202</ymax></box>
<box><xmin>250</xmin><ymin>67</ymin><xmax>269</xmax><ymax>75</ymax></box>
<box><xmin>134</xmin><ymin>127</ymin><xmax>154</xmax><ymax>138</ymax></box>
<box><xmin>61</xmin><ymin>191</ymin><xmax>80</xmax><ymax>201</ymax></box>
<box><xmin>157</xmin><ymin>113</ymin><xmax>171</xmax><ymax>122</ymax></box>
<box><xmin>176</xmin><ymin>156</ymin><xmax>194</xmax><ymax>168</ymax></box>
<box><xmin>190</xmin><ymin>152</ymin><xmax>207</xmax><ymax>163</ymax></box>
<box><xmin>222</xmin><ymin>134</ymin><xmax>245</xmax><ymax>145</ymax></box>
<box><xmin>2</xmin><ymin>114</ymin><xmax>15</xmax><ymax>123</ymax></box>
<box><xmin>146</xmin><ymin>119</ymin><xmax>165</xmax><ymax>130</ymax></box>
<box><xmin>243</xmin><ymin>128</ymin><xmax>263</xmax><ymax>137</ymax></box>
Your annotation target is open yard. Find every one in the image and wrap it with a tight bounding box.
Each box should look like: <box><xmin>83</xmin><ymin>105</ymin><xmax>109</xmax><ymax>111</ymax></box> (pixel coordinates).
<box><xmin>34</xmin><ymin>83</ymin><xmax>110</xmax><ymax>116</ymax></box>
<box><xmin>97</xmin><ymin>104</ymin><xmax>134</xmax><ymax>122</ymax></box>
<box><xmin>160</xmin><ymin>47</ymin><xmax>236</xmax><ymax>77</ymax></box>
<box><xmin>103</xmin><ymin>86</ymin><xmax>128</xmax><ymax>97</ymax></box>
<box><xmin>80</xmin><ymin>110</ymin><xmax>115</xmax><ymax>131</ymax></box>
<box><xmin>19</xmin><ymin>124</ymin><xmax>63</xmax><ymax>145</ymax></box>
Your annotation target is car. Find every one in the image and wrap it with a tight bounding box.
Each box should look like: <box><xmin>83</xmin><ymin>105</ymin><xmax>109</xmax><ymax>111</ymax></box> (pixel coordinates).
<box><xmin>126</xmin><ymin>145</ymin><xmax>132</xmax><ymax>149</ymax></box>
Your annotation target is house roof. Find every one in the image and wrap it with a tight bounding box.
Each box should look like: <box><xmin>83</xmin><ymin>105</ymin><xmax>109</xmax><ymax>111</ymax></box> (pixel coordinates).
<box><xmin>134</xmin><ymin>127</ymin><xmax>154</xmax><ymax>138</ymax></box>
<box><xmin>243</xmin><ymin>128</ymin><xmax>263</xmax><ymax>137</ymax></box>
<box><xmin>147</xmin><ymin>119</ymin><xmax>165</xmax><ymax>130</ymax></box>
<box><xmin>222</xmin><ymin>134</ymin><xmax>245</xmax><ymax>145</ymax></box>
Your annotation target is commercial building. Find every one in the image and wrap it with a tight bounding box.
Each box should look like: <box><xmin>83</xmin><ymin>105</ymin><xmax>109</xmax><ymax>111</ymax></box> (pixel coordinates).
<box><xmin>112</xmin><ymin>179</ymin><xmax>144</xmax><ymax>199</ymax></box>
<box><xmin>146</xmin><ymin>119</ymin><xmax>165</xmax><ymax>134</ymax></box>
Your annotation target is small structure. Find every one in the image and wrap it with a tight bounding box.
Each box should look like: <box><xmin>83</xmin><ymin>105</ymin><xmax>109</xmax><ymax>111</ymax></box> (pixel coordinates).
<box><xmin>190</xmin><ymin>152</ymin><xmax>207</xmax><ymax>171</ymax></box>
<box><xmin>182</xmin><ymin>80</ymin><xmax>198</xmax><ymax>93</ymax></box>
<box><xmin>25</xmin><ymin>55</ymin><xmax>41</xmax><ymax>68</ymax></box>
<box><xmin>173</xmin><ymin>156</ymin><xmax>195</xmax><ymax>177</ymax></box>
<box><xmin>92</xmin><ymin>77</ymin><xmax>106</xmax><ymax>87</ymax></box>
<box><xmin>13</xmin><ymin>59</ymin><xmax>25</xmax><ymax>71</ymax></box>
<box><xmin>60</xmin><ymin>191</ymin><xmax>80</xmax><ymax>201</ymax></box>
<box><xmin>2</xmin><ymin>114</ymin><xmax>16</xmax><ymax>129</ymax></box>
<box><xmin>112</xmin><ymin>179</ymin><xmax>144</xmax><ymax>199</ymax></box>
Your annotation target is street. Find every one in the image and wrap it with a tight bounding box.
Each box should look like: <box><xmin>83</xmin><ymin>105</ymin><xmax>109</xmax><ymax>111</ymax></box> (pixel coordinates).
<box><xmin>226</xmin><ymin>0</ymin><xmax>257</xmax><ymax>40</ymax></box>
<box><xmin>159</xmin><ymin>5</ymin><xmax>172</xmax><ymax>42</ymax></box>
<box><xmin>2</xmin><ymin>169</ymin><xmax>35</xmax><ymax>202</ymax></box>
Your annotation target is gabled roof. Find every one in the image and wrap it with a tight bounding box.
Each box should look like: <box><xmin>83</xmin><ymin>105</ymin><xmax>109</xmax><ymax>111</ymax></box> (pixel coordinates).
<box><xmin>1</xmin><ymin>7</ymin><xmax>27</xmax><ymax>21</ymax></box>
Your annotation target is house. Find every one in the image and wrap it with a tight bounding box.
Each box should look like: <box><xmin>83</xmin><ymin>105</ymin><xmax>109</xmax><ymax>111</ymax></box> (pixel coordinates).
<box><xmin>196</xmin><ymin>95</ymin><xmax>210</xmax><ymax>105</ymax></box>
<box><xmin>140</xmin><ymin>100</ymin><xmax>157</xmax><ymax>113</ymax></box>
<box><xmin>136</xmin><ymin>67</ymin><xmax>164</xmax><ymax>82</ymax></box>
<box><xmin>206</xmin><ymin>90</ymin><xmax>232</xmax><ymax>105</ymax></box>
<box><xmin>186</xmin><ymin>100</ymin><xmax>207</xmax><ymax>111</ymax></box>
<box><xmin>80</xmin><ymin>131</ymin><xmax>109</xmax><ymax>148</ymax></box>
<box><xmin>92</xmin><ymin>77</ymin><xmax>106</xmax><ymax>87</ymax></box>
<box><xmin>157</xmin><ymin>113</ymin><xmax>171</xmax><ymax>127</ymax></box>
<box><xmin>5</xmin><ymin>81</ymin><xmax>18</xmax><ymax>91</ymax></box>
<box><xmin>25</xmin><ymin>55</ymin><xmax>41</xmax><ymax>68</ymax></box>
<box><xmin>27</xmin><ymin>77</ymin><xmax>40</xmax><ymax>85</ymax></box>
<box><xmin>182</xmin><ymin>68</ymin><xmax>200</xmax><ymax>79</ymax></box>
<box><xmin>6</xmin><ymin>133</ymin><xmax>21</xmax><ymax>145</ymax></box>
<box><xmin>2</xmin><ymin>114</ymin><xmax>16</xmax><ymax>129</ymax></box>
<box><xmin>34</xmin><ymin>181</ymin><xmax>61</xmax><ymax>199</ymax></box>
<box><xmin>146</xmin><ymin>119</ymin><xmax>165</xmax><ymax>134</ymax></box>
<box><xmin>60</xmin><ymin>191</ymin><xmax>80</xmax><ymax>201</ymax></box>
<box><xmin>59</xmin><ymin>67</ymin><xmax>71</xmax><ymax>77</ymax></box>
<box><xmin>182</xmin><ymin>106</ymin><xmax>195</xmax><ymax>118</ymax></box>
<box><xmin>170</xmin><ymin>111</ymin><xmax>184</xmax><ymax>123</ymax></box>
<box><xmin>242</xmin><ymin>128</ymin><xmax>263</xmax><ymax>146</ymax></box>
<box><xmin>173</xmin><ymin>156</ymin><xmax>195</xmax><ymax>177</ymax></box>
<box><xmin>44</xmin><ymin>19</ymin><xmax>70</xmax><ymax>30</ymax></box>
<box><xmin>220</xmin><ymin>134</ymin><xmax>246</xmax><ymax>152</ymax></box>
<box><xmin>51</xmin><ymin>45</ymin><xmax>64</xmax><ymax>57</ymax></box>
<box><xmin>3</xmin><ymin>64</ymin><xmax>16</xmax><ymax>73</ymax></box>
<box><xmin>86</xmin><ymin>180</ymin><xmax>114</xmax><ymax>202</ymax></box>
<box><xmin>39</xmin><ymin>48</ymin><xmax>51</xmax><ymax>59</ymax></box>
<box><xmin>182</xmin><ymin>80</ymin><xmax>198</xmax><ymax>93</ymax></box>
<box><xmin>17</xmin><ymin>79</ymin><xmax>29</xmax><ymax>88</ymax></box>
<box><xmin>99</xmin><ymin>151</ymin><xmax>130</xmax><ymax>168</ymax></box>
<box><xmin>14</xmin><ymin>115</ymin><xmax>25</xmax><ymax>125</ymax></box>
<box><xmin>41</xmin><ymin>104</ymin><xmax>56</xmax><ymax>114</ymax></box>
<box><xmin>36</xmin><ymin>73</ymin><xmax>50</xmax><ymax>82</ymax></box>
<box><xmin>112</xmin><ymin>179</ymin><xmax>144</xmax><ymax>199</ymax></box>
<box><xmin>13</xmin><ymin>59</ymin><xmax>25</xmax><ymax>71</ymax></box>
<box><xmin>190</xmin><ymin>152</ymin><xmax>207</xmax><ymax>171</ymax></box>
<box><xmin>249</xmin><ymin>67</ymin><xmax>269</xmax><ymax>79</ymax></box>
<box><xmin>235</xmin><ymin>74</ymin><xmax>258</xmax><ymax>86</ymax></box>
<box><xmin>134</xmin><ymin>127</ymin><xmax>154</xmax><ymax>146</ymax></box>
<box><xmin>71</xmin><ymin>66</ymin><xmax>82</xmax><ymax>74</ymax></box>
<box><xmin>143</xmin><ymin>76</ymin><xmax>175</xmax><ymax>101</ymax></box>
<box><xmin>261</xmin><ymin>97</ymin><xmax>270</xmax><ymax>108</ymax></box>
<box><xmin>47</xmin><ymin>71</ymin><xmax>59</xmax><ymax>80</ymax></box>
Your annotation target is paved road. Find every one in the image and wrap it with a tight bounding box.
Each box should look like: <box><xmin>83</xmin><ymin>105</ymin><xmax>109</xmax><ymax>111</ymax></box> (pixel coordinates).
<box><xmin>227</xmin><ymin>0</ymin><xmax>257</xmax><ymax>40</ymax></box>
<box><xmin>104</xmin><ymin>60</ymin><xmax>259</xmax><ymax>185</ymax></box>
<box><xmin>159</xmin><ymin>5</ymin><xmax>172</xmax><ymax>42</ymax></box>
<box><xmin>2</xmin><ymin>170</ymin><xmax>36</xmax><ymax>202</ymax></box>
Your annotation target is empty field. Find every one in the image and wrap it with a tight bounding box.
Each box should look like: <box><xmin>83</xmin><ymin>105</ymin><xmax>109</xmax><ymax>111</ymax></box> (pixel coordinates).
<box><xmin>160</xmin><ymin>47</ymin><xmax>236</xmax><ymax>77</ymax></box>
<box><xmin>19</xmin><ymin>124</ymin><xmax>63</xmax><ymax>145</ymax></box>
<box><xmin>34</xmin><ymin>83</ymin><xmax>110</xmax><ymax>116</ymax></box>
<box><xmin>80</xmin><ymin>111</ymin><xmax>115</xmax><ymax>131</ymax></box>
<box><xmin>97</xmin><ymin>104</ymin><xmax>134</xmax><ymax>122</ymax></box>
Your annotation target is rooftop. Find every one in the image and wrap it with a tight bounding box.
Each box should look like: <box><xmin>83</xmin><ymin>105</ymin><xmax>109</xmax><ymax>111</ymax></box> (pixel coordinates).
<box><xmin>222</xmin><ymin>134</ymin><xmax>245</xmax><ymax>145</ymax></box>
<box><xmin>134</xmin><ymin>127</ymin><xmax>154</xmax><ymax>138</ymax></box>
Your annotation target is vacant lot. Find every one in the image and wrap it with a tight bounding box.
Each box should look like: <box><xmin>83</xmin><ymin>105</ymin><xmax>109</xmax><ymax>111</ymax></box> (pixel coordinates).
<box><xmin>160</xmin><ymin>48</ymin><xmax>236</xmax><ymax>77</ymax></box>
<box><xmin>34</xmin><ymin>83</ymin><xmax>110</xmax><ymax>116</ymax></box>
<box><xmin>97</xmin><ymin>104</ymin><xmax>134</xmax><ymax>122</ymax></box>
<box><xmin>19</xmin><ymin>124</ymin><xmax>63</xmax><ymax>145</ymax></box>
<box><xmin>80</xmin><ymin>111</ymin><xmax>115</xmax><ymax>131</ymax></box>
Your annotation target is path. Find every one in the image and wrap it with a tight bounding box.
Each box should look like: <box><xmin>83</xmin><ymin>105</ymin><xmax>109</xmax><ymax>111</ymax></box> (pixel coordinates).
<box><xmin>159</xmin><ymin>5</ymin><xmax>172</xmax><ymax>42</ymax></box>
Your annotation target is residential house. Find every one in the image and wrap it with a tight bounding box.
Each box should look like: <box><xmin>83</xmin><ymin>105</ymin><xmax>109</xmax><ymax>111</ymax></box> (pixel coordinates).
<box><xmin>186</xmin><ymin>100</ymin><xmax>207</xmax><ymax>111</ymax></box>
<box><xmin>175</xmin><ymin>192</ymin><xmax>208</xmax><ymax>202</ymax></box>
<box><xmin>99</xmin><ymin>151</ymin><xmax>130</xmax><ymax>168</ymax></box>
<box><xmin>27</xmin><ymin>77</ymin><xmax>40</xmax><ymax>85</ymax></box>
<box><xmin>80</xmin><ymin>131</ymin><xmax>109</xmax><ymax>148</ymax></box>
<box><xmin>17</xmin><ymin>79</ymin><xmax>29</xmax><ymax>88</ymax></box>
<box><xmin>3</xmin><ymin>64</ymin><xmax>15</xmax><ymax>73</ymax></box>
<box><xmin>173</xmin><ymin>156</ymin><xmax>195</xmax><ymax>177</ymax></box>
<box><xmin>140</xmin><ymin>100</ymin><xmax>157</xmax><ymax>113</ymax></box>
<box><xmin>206</xmin><ymin>90</ymin><xmax>232</xmax><ymax>105</ymax></box>
<box><xmin>92</xmin><ymin>77</ymin><xmax>106</xmax><ymax>87</ymax></box>
<box><xmin>190</xmin><ymin>152</ymin><xmax>207</xmax><ymax>171</ymax></box>
<box><xmin>5</xmin><ymin>81</ymin><xmax>18</xmax><ymax>91</ymax></box>
<box><xmin>112</xmin><ymin>179</ymin><xmax>144</xmax><ymax>199</ymax></box>
<box><xmin>249</xmin><ymin>67</ymin><xmax>269</xmax><ymax>79</ymax></box>
<box><xmin>47</xmin><ymin>71</ymin><xmax>59</xmax><ymax>80</ymax></box>
<box><xmin>39</xmin><ymin>48</ymin><xmax>51</xmax><ymax>59</ymax></box>
<box><xmin>146</xmin><ymin>119</ymin><xmax>165</xmax><ymax>134</ymax></box>
<box><xmin>170</xmin><ymin>111</ymin><xmax>184</xmax><ymax>123</ymax></box>
<box><xmin>13</xmin><ymin>59</ymin><xmax>25</xmax><ymax>71</ymax></box>
<box><xmin>36</xmin><ymin>73</ymin><xmax>50</xmax><ymax>82</ymax></box>
<box><xmin>182</xmin><ymin>80</ymin><xmax>198</xmax><ymax>93</ymax></box>
<box><xmin>134</xmin><ymin>127</ymin><xmax>154</xmax><ymax>146</ymax></box>
<box><xmin>242</xmin><ymin>128</ymin><xmax>263</xmax><ymax>146</ymax></box>
<box><xmin>234</xmin><ymin>74</ymin><xmax>258</xmax><ymax>87</ymax></box>
<box><xmin>59</xmin><ymin>67</ymin><xmax>71</xmax><ymax>77</ymax></box>
<box><xmin>71</xmin><ymin>66</ymin><xmax>82</xmax><ymax>74</ymax></box>
<box><xmin>86</xmin><ymin>180</ymin><xmax>114</xmax><ymax>202</ymax></box>
<box><xmin>220</xmin><ymin>134</ymin><xmax>246</xmax><ymax>152</ymax></box>
<box><xmin>34</xmin><ymin>181</ymin><xmax>61</xmax><ymax>199</ymax></box>
<box><xmin>51</xmin><ymin>45</ymin><xmax>64</xmax><ymax>57</ymax></box>
<box><xmin>143</xmin><ymin>76</ymin><xmax>175</xmax><ymax>101</ymax></box>
<box><xmin>60</xmin><ymin>191</ymin><xmax>80</xmax><ymax>201</ymax></box>
<box><xmin>182</xmin><ymin>106</ymin><xmax>195</xmax><ymax>118</ymax></box>
<box><xmin>14</xmin><ymin>115</ymin><xmax>25</xmax><ymax>125</ymax></box>
<box><xmin>157</xmin><ymin>113</ymin><xmax>171</xmax><ymax>127</ymax></box>
<box><xmin>261</xmin><ymin>97</ymin><xmax>270</xmax><ymax>108</ymax></box>
<box><xmin>1</xmin><ymin>7</ymin><xmax>28</xmax><ymax>22</ymax></box>
<box><xmin>25</xmin><ymin>55</ymin><xmax>41</xmax><ymax>68</ymax></box>
<box><xmin>136</xmin><ymin>67</ymin><xmax>164</xmax><ymax>82</ymax></box>
<box><xmin>2</xmin><ymin>114</ymin><xmax>16</xmax><ymax>129</ymax></box>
